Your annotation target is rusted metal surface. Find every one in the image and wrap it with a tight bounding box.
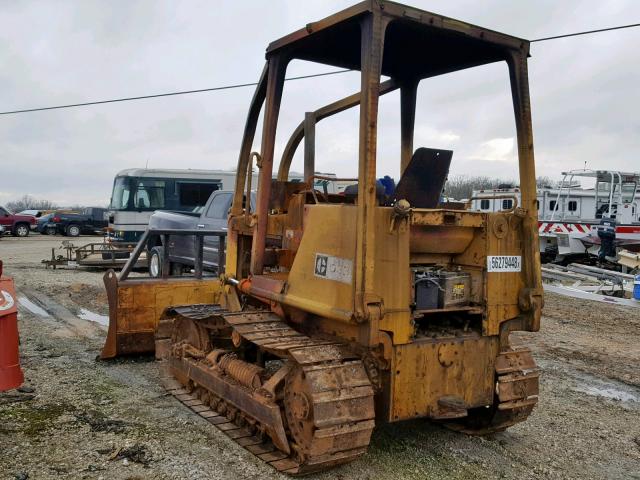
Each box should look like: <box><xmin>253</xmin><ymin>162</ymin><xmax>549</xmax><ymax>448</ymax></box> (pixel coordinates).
<box><xmin>444</xmin><ymin>346</ymin><xmax>539</xmax><ymax>434</ymax></box>
<box><xmin>250</xmin><ymin>56</ymin><xmax>287</xmax><ymax>276</ymax></box>
<box><xmin>215</xmin><ymin>352</ymin><xmax>264</xmax><ymax>389</ymax></box>
<box><xmin>400</xmin><ymin>81</ymin><xmax>418</xmax><ymax>174</ymax></box>
<box><xmin>100</xmin><ymin>270</ymin><xmax>222</xmax><ymax>359</ymax></box>
<box><xmin>162</xmin><ymin>307</ymin><xmax>375</xmax><ymax>474</ymax></box>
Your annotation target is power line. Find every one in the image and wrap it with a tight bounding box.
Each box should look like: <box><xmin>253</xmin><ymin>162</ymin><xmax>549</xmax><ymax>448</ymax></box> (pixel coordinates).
<box><xmin>1</xmin><ymin>22</ymin><xmax>639</xmax><ymax>116</ymax></box>
<box><xmin>0</xmin><ymin>69</ymin><xmax>351</xmax><ymax>116</ymax></box>
<box><xmin>531</xmin><ymin>22</ymin><xmax>640</xmax><ymax>42</ymax></box>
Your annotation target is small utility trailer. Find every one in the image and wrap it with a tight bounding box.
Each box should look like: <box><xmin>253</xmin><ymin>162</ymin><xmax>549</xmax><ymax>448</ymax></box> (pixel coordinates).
<box><xmin>42</xmin><ymin>239</ymin><xmax>147</xmax><ymax>270</ymax></box>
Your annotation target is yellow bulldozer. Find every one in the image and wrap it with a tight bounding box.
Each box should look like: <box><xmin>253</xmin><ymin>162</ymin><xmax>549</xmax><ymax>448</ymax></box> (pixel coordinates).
<box><xmin>101</xmin><ymin>1</ymin><xmax>543</xmax><ymax>474</ymax></box>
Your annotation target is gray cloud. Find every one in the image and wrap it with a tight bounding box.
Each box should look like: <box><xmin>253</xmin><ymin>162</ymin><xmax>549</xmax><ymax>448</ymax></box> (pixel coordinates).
<box><xmin>1</xmin><ymin>0</ymin><xmax>639</xmax><ymax>206</ymax></box>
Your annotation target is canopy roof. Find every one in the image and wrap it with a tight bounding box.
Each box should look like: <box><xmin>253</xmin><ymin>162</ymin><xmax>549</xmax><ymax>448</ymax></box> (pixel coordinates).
<box><xmin>267</xmin><ymin>1</ymin><xmax>528</xmax><ymax>80</ymax></box>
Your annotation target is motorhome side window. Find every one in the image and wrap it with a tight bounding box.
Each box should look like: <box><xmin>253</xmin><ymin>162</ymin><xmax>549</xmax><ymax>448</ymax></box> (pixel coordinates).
<box><xmin>502</xmin><ymin>199</ymin><xmax>513</xmax><ymax>210</ymax></box>
<box><xmin>134</xmin><ymin>180</ymin><xmax>165</xmax><ymax>209</ymax></box>
<box><xmin>179</xmin><ymin>183</ymin><xmax>219</xmax><ymax>207</ymax></box>
<box><xmin>549</xmin><ymin>200</ymin><xmax>557</xmax><ymax>211</ymax></box>
<box><xmin>480</xmin><ymin>199</ymin><xmax>490</xmax><ymax>210</ymax></box>
<box><xmin>567</xmin><ymin>200</ymin><xmax>577</xmax><ymax>212</ymax></box>
<box><xmin>206</xmin><ymin>193</ymin><xmax>232</xmax><ymax>219</ymax></box>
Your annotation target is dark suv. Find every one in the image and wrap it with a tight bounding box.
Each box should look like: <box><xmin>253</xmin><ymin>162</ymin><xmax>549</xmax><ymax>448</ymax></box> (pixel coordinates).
<box><xmin>46</xmin><ymin>208</ymin><xmax>108</xmax><ymax>236</ymax></box>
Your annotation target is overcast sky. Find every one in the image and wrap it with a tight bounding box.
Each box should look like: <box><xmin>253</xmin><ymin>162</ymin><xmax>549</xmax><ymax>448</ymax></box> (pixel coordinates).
<box><xmin>1</xmin><ymin>0</ymin><xmax>639</xmax><ymax>206</ymax></box>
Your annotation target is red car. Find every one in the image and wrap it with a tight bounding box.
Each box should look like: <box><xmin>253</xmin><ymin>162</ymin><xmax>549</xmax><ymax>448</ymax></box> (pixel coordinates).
<box><xmin>0</xmin><ymin>206</ymin><xmax>36</xmax><ymax>237</ymax></box>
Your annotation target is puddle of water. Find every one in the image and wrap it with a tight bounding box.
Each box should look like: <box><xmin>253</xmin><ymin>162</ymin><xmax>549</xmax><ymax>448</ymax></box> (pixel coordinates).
<box><xmin>577</xmin><ymin>385</ymin><xmax>638</xmax><ymax>403</ymax></box>
<box><xmin>18</xmin><ymin>296</ymin><xmax>51</xmax><ymax>317</ymax></box>
<box><xmin>77</xmin><ymin>308</ymin><xmax>109</xmax><ymax>326</ymax></box>
<box><xmin>573</xmin><ymin>372</ymin><xmax>639</xmax><ymax>403</ymax></box>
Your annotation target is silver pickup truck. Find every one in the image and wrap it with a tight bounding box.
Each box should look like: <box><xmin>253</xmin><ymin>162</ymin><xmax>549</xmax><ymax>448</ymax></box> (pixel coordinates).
<box><xmin>147</xmin><ymin>190</ymin><xmax>254</xmax><ymax>277</ymax></box>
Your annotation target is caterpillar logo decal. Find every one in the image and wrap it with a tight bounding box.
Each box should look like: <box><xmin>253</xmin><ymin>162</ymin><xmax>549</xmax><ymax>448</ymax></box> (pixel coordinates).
<box><xmin>314</xmin><ymin>253</ymin><xmax>353</xmax><ymax>284</ymax></box>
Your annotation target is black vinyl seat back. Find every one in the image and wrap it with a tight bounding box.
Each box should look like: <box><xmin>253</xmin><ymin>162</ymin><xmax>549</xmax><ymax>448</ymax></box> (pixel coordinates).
<box><xmin>394</xmin><ymin>148</ymin><xmax>453</xmax><ymax>208</ymax></box>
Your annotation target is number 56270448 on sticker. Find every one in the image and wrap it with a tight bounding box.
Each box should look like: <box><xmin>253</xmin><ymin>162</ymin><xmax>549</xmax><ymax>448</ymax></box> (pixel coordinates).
<box><xmin>487</xmin><ymin>255</ymin><xmax>522</xmax><ymax>272</ymax></box>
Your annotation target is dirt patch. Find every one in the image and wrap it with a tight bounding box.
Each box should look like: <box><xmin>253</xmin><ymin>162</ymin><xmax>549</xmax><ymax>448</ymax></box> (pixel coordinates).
<box><xmin>108</xmin><ymin>443</ymin><xmax>153</xmax><ymax>466</ymax></box>
<box><xmin>75</xmin><ymin>410</ymin><xmax>131</xmax><ymax>434</ymax></box>
<box><xmin>46</xmin><ymin>282</ymin><xmax>109</xmax><ymax>314</ymax></box>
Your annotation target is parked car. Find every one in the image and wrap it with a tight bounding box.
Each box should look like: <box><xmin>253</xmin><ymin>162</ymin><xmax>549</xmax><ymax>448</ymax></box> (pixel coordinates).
<box><xmin>45</xmin><ymin>207</ymin><xmax>108</xmax><ymax>237</ymax></box>
<box><xmin>36</xmin><ymin>213</ymin><xmax>57</xmax><ymax>235</ymax></box>
<box><xmin>17</xmin><ymin>209</ymin><xmax>55</xmax><ymax>219</ymax></box>
<box><xmin>18</xmin><ymin>210</ymin><xmax>55</xmax><ymax>230</ymax></box>
<box><xmin>0</xmin><ymin>224</ymin><xmax>5</xmax><ymax>237</ymax></box>
<box><xmin>146</xmin><ymin>190</ymin><xmax>254</xmax><ymax>277</ymax></box>
<box><xmin>0</xmin><ymin>206</ymin><xmax>37</xmax><ymax>237</ymax></box>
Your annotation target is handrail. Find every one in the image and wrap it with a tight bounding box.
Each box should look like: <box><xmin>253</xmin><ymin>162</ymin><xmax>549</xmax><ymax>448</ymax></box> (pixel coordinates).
<box><xmin>118</xmin><ymin>228</ymin><xmax>227</xmax><ymax>282</ymax></box>
<box><xmin>311</xmin><ymin>174</ymin><xmax>358</xmax><ymax>183</ymax></box>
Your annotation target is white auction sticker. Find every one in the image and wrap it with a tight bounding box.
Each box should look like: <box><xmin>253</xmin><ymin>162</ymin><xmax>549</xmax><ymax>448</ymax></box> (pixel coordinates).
<box><xmin>0</xmin><ymin>290</ymin><xmax>15</xmax><ymax>311</ymax></box>
<box><xmin>314</xmin><ymin>253</ymin><xmax>353</xmax><ymax>284</ymax></box>
<box><xmin>487</xmin><ymin>255</ymin><xmax>522</xmax><ymax>272</ymax></box>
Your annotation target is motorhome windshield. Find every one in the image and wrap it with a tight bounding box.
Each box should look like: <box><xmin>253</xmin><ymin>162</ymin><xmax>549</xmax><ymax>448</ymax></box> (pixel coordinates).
<box><xmin>110</xmin><ymin>177</ymin><xmax>130</xmax><ymax>209</ymax></box>
<box><xmin>110</xmin><ymin>176</ymin><xmax>166</xmax><ymax>210</ymax></box>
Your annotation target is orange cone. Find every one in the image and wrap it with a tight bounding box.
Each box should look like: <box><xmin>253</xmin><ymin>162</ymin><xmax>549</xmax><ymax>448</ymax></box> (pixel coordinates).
<box><xmin>0</xmin><ymin>260</ymin><xmax>24</xmax><ymax>392</ymax></box>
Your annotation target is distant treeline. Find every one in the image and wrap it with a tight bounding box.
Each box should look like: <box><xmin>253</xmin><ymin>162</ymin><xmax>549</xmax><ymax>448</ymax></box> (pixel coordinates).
<box><xmin>444</xmin><ymin>175</ymin><xmax>554</xmax><ymax>200</ymax></box>
<box><xmin>5</xmin><ymin>194</ymin><xmax>94</xmax><ymax>213</ymax></box>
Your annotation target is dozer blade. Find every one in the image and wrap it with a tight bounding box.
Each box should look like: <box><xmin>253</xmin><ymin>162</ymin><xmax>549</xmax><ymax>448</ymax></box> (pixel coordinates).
<box><xmin>100</xmin><ymin>269</ymin><xmax>222</xmax><ymax>359</ymax></box>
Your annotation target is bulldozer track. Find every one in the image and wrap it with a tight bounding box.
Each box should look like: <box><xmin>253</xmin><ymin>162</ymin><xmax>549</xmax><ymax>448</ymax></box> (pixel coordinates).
<box><xmin>445</xmin><ymin>346</ymin><xmax>539</xmax><ymax>435</ymax></box>
<box><xmin>160</xmin><ymin>306</ymin><xmax>375</xmax><ymax>475</ymax></box>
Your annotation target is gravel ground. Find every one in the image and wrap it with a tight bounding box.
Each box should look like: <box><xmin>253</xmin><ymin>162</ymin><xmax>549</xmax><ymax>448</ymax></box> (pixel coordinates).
<box><xmin>1</xmin><ymin>235</ymin><xmax>639</xmax><ymax>480</ymax></box>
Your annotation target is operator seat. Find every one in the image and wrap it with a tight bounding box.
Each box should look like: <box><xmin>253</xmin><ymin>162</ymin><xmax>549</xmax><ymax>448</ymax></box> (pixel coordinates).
<box><xmin>394</xmin><ymin>148</ymin><xmax>453</xmax><ymax>208</ymax></box>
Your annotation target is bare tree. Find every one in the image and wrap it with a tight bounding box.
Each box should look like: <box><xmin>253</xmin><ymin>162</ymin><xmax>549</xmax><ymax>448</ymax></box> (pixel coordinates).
<box><xmin>536</xmin><ymin>176</ymin><xmax>555</xmax><ymax>188</ymax></box>
<box><xmin>6</xmin><ymin>195</ymin><xmax>58</xmax><ymax>213</ymax></box>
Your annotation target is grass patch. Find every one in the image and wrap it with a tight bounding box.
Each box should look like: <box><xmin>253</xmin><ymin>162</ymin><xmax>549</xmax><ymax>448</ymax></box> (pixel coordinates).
<box><xmin>0</xmin><ymin>402</ymin><xmax>76</xmax><ymax>436</ymax></box>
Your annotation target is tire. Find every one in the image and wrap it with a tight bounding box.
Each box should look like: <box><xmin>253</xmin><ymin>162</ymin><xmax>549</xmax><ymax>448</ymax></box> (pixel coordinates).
<box><xmin>66</xmin><ymin>224</ymin><xmax>81</xmax><ymax>237</ymax></box>
<box><xmin>148</xmin><ymin>246</ymin><xmax>164</xmax><ymax>278</ymax></box>
<box><xmin>45</xmin><ymin>226</ymin><xmax>57</xmax><ymax>235</ymax></box>
<box><xmin>13</xmin><ymin>223</ymin><xmax>30</xmax><ymax>237</ymax></box>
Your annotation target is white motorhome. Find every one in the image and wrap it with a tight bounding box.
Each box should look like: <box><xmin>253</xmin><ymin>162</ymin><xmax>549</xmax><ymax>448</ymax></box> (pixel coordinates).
<box><xmin>108</xmin><ymin>169</ymin><xmax>240</xmax><ymax>242</ymax></box>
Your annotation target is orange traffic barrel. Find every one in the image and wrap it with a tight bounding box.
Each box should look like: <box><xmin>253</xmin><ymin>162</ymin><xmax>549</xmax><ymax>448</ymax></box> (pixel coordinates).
<box><xmin>0</xmin><ymin>260</ymin><xmax>24</xmax><ymax>391</ymax></box>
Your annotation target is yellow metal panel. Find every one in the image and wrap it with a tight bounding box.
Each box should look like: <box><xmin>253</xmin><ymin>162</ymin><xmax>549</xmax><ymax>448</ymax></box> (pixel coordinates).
<box><xmin>373</xmin><ymin>207</ymin><xmax>412</xmax><ymax>344</ymax></box>
<box><xmin>451</xmin><ymin>212</ymin><xmax>525</xmax><ymax>335</ymax></box>
<box><xmin>284</xmin><ymin>205</ymin><xmax>357</xmax><ymax>322</ymax></box>
<box><xmin>102</xmin><ymin>278</ymin><xmax>221</xmax><ymax>359</ymax></box>
<box><xmin>484</xmin><ymin>213</ymin><xmax>525</xmax><ymax>335</ymax></box>
<box><xmin>390</xmin><ymin>336</ymin><xmax>498</xmax><ymax>421</ymax></box>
